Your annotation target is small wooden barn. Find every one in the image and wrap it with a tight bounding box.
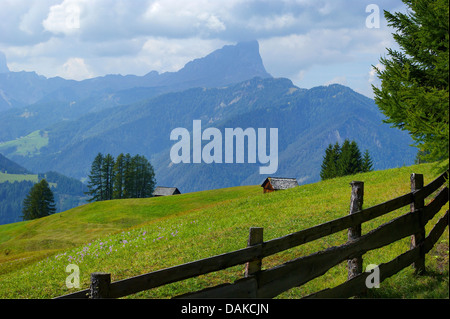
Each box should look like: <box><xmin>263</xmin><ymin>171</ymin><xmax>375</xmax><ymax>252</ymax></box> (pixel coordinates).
<box><xmin>261</xmin><ymin>177</ymin><xmax>298</xmax><ymax>193</ymax></box>
<box><xmin>152</xmin><ymin>186</ymin><xmax>181</xmax><ymax>197</ymax></box>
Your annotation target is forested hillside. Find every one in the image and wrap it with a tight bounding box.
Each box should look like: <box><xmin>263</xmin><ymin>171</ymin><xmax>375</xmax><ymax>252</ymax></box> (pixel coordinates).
<box><xmin>0</xmin><ymin>154</ymin><xmax>88</xmax><ymax>224</ymax></box>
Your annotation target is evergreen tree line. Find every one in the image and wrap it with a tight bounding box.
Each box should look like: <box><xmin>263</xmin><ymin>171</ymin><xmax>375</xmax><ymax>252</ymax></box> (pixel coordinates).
<box><xmin>320</xmin><ymin>139</ymin><xmax>373</xmax><ymax>180</ymax></box>
<box><xmin>86</xmin><ymin>153</ymin><xmax>156</xmax><ymax>202</ymax></box>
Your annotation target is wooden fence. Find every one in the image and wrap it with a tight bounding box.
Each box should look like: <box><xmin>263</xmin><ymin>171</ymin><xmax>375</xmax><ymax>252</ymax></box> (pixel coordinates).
<box><xmin>55</xmin><ymin>171</ymin><xmax>449</xmax><ymax>299</ymax></box>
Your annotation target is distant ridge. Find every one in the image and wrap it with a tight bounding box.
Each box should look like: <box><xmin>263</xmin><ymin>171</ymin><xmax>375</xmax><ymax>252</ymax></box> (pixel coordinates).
<box><xmin>0</xmin><ymin>41</ymin><xmax>271</xmax><ymax>113</ymax></box>
<box><xmin>0</xmin><ymin>153</ymin><xmax>30</xmax><ymax>174</ymax></box>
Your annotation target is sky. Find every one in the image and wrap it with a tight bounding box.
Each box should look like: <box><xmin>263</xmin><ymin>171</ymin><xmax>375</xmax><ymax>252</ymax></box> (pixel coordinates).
<box><xmin>0</xmin><ymin>0</ymin><xmax>408</xmax><ymax>98</ymax></box>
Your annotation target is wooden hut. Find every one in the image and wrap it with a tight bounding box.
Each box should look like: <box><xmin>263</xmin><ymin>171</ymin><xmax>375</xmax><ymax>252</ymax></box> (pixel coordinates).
<box><xmin>261</xmin><ymin>177</ymin><xmax>298</xmax><ymax>193</ymax></box>
<box><xmin>152</xmin><ymin>186</ymin><xmax>181</xmax><ymax>197</ymax></box>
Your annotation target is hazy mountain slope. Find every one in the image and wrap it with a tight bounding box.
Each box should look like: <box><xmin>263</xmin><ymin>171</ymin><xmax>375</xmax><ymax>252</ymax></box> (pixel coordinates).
<box><xmin>0</xmin><ymin>41</ymin><xmax>271</xmax><ymax>142</ymax></box>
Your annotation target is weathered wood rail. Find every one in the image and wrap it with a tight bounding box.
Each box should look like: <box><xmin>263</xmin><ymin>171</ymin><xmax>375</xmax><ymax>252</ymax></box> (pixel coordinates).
<box><xmin>55</xmin><ymin>171</ymin><xmax>449</xmax><ymax>299</ymax></box>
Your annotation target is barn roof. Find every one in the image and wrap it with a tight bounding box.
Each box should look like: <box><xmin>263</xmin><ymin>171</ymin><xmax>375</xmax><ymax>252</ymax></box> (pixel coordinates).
<box><xmin>261</xmin><ymin>177</ymin><xmax>298</xmax><ymax>190</ymax></box>
<box><xmin>152</xmin><ymin>186</ymin><xmax>181</xmax><ymax>196</ymax></box>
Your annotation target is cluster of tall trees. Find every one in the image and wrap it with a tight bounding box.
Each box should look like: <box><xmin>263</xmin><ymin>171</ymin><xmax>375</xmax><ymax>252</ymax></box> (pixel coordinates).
<box><xmin>86</xmin><ymin>153</ymin><xmax>156</xmax><ymax>202</ymax></box>
<box><xmin>320</xmin><ymin>139</ymin><xmax>373</xmax><ymax>180</ymax></box>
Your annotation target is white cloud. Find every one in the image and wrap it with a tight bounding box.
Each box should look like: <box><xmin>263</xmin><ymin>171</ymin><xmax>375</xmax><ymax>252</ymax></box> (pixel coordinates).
<box><xmin>42</xmin><ymin>0</ymin><xmax>84</xmax><ymax>35</ymax></box>
<box><xmin>0</xmin><ymin>0</ymin><xmax>407</xmax><ymax>97</ymax></box>
<box><xmin>139</xmin><ymin>37</ymin><xmax>229</xmax><ymax>73</ymax></box>
<box><xmin>60</xmin><ymin>57</ymin><xmax>93</xmax><ymax>80</ymax></box>
<box><xmin>369</xmin><ymin>63</ymin><xmax>384</xmax><ymax>83</ymax></box>
<box><xmin>325</xmin><ymin>76</ymin><xmax>347</xmax><ymax>86</ymax></box>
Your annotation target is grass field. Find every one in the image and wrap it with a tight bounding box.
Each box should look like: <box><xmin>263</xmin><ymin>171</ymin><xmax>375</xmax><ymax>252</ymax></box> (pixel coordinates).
<box><xmin>0</xmin><ymin>130</ymin><xmax>49</xmax><ymax>157</ymax></box>
<box><xmin>0</xmin><ymin>172</ymin><xmax>38</xmax><ymax>183</ymax></box>
<box><xmin>0</xmin><ymin>163</ymin><xmax>447</xmax><ymax>299</ymax></box>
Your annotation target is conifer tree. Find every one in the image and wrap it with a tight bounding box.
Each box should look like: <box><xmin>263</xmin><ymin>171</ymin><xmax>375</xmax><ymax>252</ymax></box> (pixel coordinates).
<box><xmin>373</xmin><ymin>0</ymin><xmax>449</xmax><ymax>171</ymax></box>
<box><xmin>320</xmin><ymin>140</ymin><xmax>372</xmax><ymax>180</ymax></box>
<box><xmin>22</xmin><ymin>179</ymin><xmax>56</xmax><ymax>220</ymax></box>
<box><xmin>113</xmin><ymin>153</ymin><xmax>125</xmax><ymax>199</ymax></box>
<box><xmin>320</xmin><ymin>143</ymin><xmax>340</xmax><ymax>180</ymax></box>
<box><xmin>348</xmin><ymin>140</ymin><xmax>363</xmax><ymax>175</ymax></box>
<box><xmin>133</xmin><ymin>155</ymin><xmax>156</xmax><ymax>198</ymax></box>
<box><xmin>123</xmin><ymin>153</ymin><xmax>134</xmax><ymax>199</ymax></box>
<box><xmin>101</xmin><ymin>154</ymin><xmax>115</xmax><ymax>200</ymax></box>
<box><xmin>337</xmin><ymin>139</ymin><xmax>352</xmax><ymax>177</ymax></box>
<box><xmin>361</xmin><ymin>149</ymin><xmax>374</xmax><ymax>172</ymax></box>
<box><xmin>85</xmin><ymin>153</ymin><xmax>104</xmax><ymax>202</ymax></box>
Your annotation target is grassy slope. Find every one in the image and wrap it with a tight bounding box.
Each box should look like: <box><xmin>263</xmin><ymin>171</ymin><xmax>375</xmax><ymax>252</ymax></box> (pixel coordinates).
<box><xmin>0</xmin><ymin>130</ymin><xmax>49</xmax><ymax>157</ymax></box>
<box><xmin>0</xmin><ymin>172</ymin><xmax>38</xmax><ymax>183</ymax></box>
<box><xmin>0</xmin><ymin>163</ymin><xmax>447</xmax><ymax>298</ymax></box>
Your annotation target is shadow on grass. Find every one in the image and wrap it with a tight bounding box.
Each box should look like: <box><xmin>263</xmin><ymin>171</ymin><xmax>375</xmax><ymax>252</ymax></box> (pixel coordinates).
<box><xmin>364</xmin><ymin>269</ymin><xmax>449</xmax><ymax>299</ymax></box>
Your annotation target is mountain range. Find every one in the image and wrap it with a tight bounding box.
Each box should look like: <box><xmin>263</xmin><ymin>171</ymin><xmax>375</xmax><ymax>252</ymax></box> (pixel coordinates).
<box><xmin>0</xmin><ymin>41</ymin><xmax>417</xmax><ymax>197</ymax></box>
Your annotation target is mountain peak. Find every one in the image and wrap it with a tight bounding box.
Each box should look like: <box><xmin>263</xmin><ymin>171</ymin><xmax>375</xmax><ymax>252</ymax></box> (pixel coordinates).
<box><xmin>175</xmin><ymin>40</ymin><xmax>272</xmax><ymax>87</ymax></box>
<box><xmin>0</xmin><ymin>52</ymin><xmax>10</xmax><ymax>73</ymax></box>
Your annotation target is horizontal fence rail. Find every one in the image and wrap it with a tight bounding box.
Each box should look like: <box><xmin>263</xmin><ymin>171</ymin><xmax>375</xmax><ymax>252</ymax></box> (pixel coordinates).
<box><xmin>55</xmin><ymin>171</ymin><xmax>449</xmax><ymax>299</ymax></box>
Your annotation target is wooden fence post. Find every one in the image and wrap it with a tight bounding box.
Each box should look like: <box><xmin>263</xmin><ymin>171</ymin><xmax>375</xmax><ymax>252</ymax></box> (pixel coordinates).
<box><xmin>410</xmin><ymin>173</ymin><xmax>425</xmax><ymax>275</ymax></box>
<box><xmin>348</xmin><ymin>181</ymin><xmax>364</xmax><ymax>280</ymax></box>
<box><xmin>245</xmin><ymin>227</ymin><xmax>264</xmax><ymax>277</ymax></box>
<box><xmin>90</xmin><ymin>272</ymin><xmax>111</xmax><ymax>298</ymax></box>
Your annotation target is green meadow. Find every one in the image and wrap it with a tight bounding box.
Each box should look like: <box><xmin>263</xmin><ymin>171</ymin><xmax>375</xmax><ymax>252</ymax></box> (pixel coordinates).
<box><xmin>0</xmin><ymin>130</ymin><xmax>49</xmax><ymax>157</ymax></box>
<box><xmin>0</xmin><ymin>172</ymin><xmax>38</xmax><ymax>183</ymax></box>
<box><xmin>0</xmin><ymin>163</ymin><xmax>447</xmax><ymax>299</ymax></box>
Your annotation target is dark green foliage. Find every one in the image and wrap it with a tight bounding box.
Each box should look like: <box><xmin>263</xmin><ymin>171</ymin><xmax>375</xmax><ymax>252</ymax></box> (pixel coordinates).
<box><xmin>320</xmin><ymin>140</ymin><xmax>373</xmax><ymax>180</ymax></box>
<box><xmin>85</xmin><ymin>153</ymin><xmax>104</xmax><ymax>202</ymax></box>
<box><xmin>373</xmin><ymin>0</ymin><xmax>449</xmax><ymax>171</ymax></box>
<box><xmin>0</xmin><ymin>181</ymin><xmax>33</xmax><ymax>224</ymax></box>
<box><xmin>320</xmin><ymin>143</ymin><xmax>340</xmax><ymax>180</ymax></box>
<box><xmin>1</xmin><ymin>177</ymin><xmax>87</xmax><ymax>225</ymax></box>
<box><xmin>361</xmin><ymin>150</ymin><xmax>374</xmax><ymax>173</ymax></box>
<box><xmin>113</xmin><ymin>153</ymin><xmax>125</xmax><ymax>199</ymax></box>
<box><xmin>338</xmin><ymin>140</ymin><xmax>363</xmax><ymax>176</ymax></box>
<box><xmin>132</xmin><ymin>155</ymin><xmax>156</xmax><ymax>198</ymax></box>
<box><xmin>86</xmin><ymin>153</ymin><xmax>156</xmax><ymax>202</ymax></box>
<box><xmin>102</xmin><ymin>154</ymin><xmax>115</xmax><ymax>200</ymax></box>
<box><xmin>21</xmin><ymin>179</ymin><xmax>56</xmax><ymax>220</ymax></box>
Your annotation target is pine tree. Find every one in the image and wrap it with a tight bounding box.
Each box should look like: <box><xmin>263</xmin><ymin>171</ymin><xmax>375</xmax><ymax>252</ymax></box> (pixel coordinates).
<box><xmin>85</xmin><ymin>153</ymin><xmax>104</xmax><ymax>202</ymax></box>
<box><xmin>372</xmin><ymin>0</ymin><xmax>449</xmax><ymax>171</ymax></box>
<box><xmin>101</xmin><ymin>154</ymin><xmax>115</xmax><ymax>200</ymax></box>
<box><xmin>134</xmin><ymin>155</ymin><xmax>156</xmax><ymax>198</ymax></box>
<box><xmin>337</xmin><ymin>139</ymin><xmax>352</xmax><ymax>177</ymax></box>
<box><xmin>22</xmin><ymin>179</ymin><xmax>56</xmax><ymax>220</ymax></box>
<box><xmin>348</xmin><ymin>141</ymin><xmax>363</xmax><ymax>175</ymax></box>
<box><xmin>123</xmin><ymin>153</ymin><xmax>134</xmax><ymax>199</ymax></box>
<box><xmin>320</xmin><ymin>143</ymin><xmax>340</xmax><ymax>180</ymax></box>
<box><xmin>361</xmin><ymin>149</ymin><xmax>374</xmax><ymax>172</ymax></box>
<box><xmin>113</xmin><ymin>153</ymin><xmax>125</xmax><ymax>199</ymax></box>
<box><xmin>320</xmin><ymin>140</ymin><xmax>372</xmax><ymax>180</ymax></box>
